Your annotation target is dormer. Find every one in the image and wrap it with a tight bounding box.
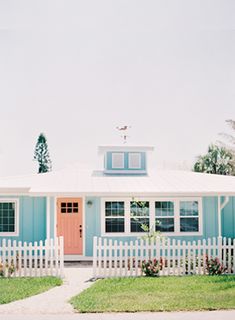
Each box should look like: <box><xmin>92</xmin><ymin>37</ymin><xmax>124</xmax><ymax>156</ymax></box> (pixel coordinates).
<box><xmin>98</xmin><ymin>146</ymin><xmax>154</xmax><ymax>175</ymax></box>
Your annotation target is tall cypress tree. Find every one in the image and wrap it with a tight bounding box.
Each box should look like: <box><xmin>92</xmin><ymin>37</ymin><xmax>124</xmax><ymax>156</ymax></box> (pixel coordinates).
<box><xmin>34</xmin><ymin>133</ymin><xmax>52</xmax><ymax>173</ymax></box>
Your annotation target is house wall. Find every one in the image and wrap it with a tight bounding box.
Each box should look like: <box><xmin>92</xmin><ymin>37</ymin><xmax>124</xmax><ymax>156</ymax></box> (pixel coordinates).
<box><xmin>49</xmin><ymin>196</ymin><xmax>55</xmax><ymax>239</ymax></box>
<box><xmin>0</xmin><ymin>196</ymin><xmax>46</xmax><ymax>245</ymax></box>
<box><xmin>222</xmin><ymin>196</ymin><xmax>235</xmax><ymax>238</ymax></box>
<box><xmin>84</xmin><ymin>196</ymin><xmax>234</xmax><ymax>257</ymax></box>
<box><xmin>1</xmin><ymin>194</ymin><xmax>234</xmax><ymax>256</ymax></box>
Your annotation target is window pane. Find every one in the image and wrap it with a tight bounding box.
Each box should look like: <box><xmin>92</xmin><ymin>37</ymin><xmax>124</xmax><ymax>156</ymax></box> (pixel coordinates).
<box><xmin>180</xmin><ymin>201</ymin><xmax>198</xmax><ymax>216</ymax></box>
<box><xmin>130</xmin><ymin>201</ymin><xmax>149</xmax><ymax>217</ymax></box>
<box><xmin>105</xmin><ymin>218</ymin><xmax>124</xmax><ymax>233</ymax></box>
<box><xmin>131</xmin><ymin>218</ymin><xmax>149</xmax><ymax>232</ymax></box>
<box><xmin>112</xmin><ymin>153</ymin><xmax>124</xmax><ymax>169</ymax></box>
<box><xmin>155</xmin><ymin>201</ymin><xmax>174</xmax><ymax>217</ymax></box>
<box><xmin>129</xmin><ymin>153</ymin><xmax>141</xmax><ymax>169</ymax></box>
<box><xmin>105</xmin><ymin>201</ymin><xmax>124</xmax><ymax>216</ymax></box>
<box><xmin>3</xmin><ymin>203</ymin><xmax>8</xmax><ymax>210</ymax></box>
<box><xmin>180</xmin><ymin>218</ymin><xmax>199</xmax><ymax>232</ymax></box>
<box><xmin>156</xmin><ymin>218</ymin><xmax>174</xmax><ymax>232</ymax></box>
<box><xmin>8</xmin><ymin>225</ymin><xmax>15</xmax><ymax>232</ymax></box>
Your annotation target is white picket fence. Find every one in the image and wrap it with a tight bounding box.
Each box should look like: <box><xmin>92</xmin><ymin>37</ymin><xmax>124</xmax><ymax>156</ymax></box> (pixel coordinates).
<box><xmin>0</xmin><ymin>237</ymin><xmax>64</xmax><ymax>278</ymax></box>
<box><xmin>93</xmin><ymin>236</ymin><xmax>235</xmax><ymax>278</ymax></box>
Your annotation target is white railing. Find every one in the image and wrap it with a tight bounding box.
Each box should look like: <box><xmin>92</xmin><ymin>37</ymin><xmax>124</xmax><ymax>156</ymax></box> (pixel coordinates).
<box><xmin>0</xmin><ymin>237</ymin><xmax>64</xmax><ymax>278</ymax></box>
<box><xmin>93</xmin><ymin>236</ymin><xmax>235</xmax><ymax>278</ymax></box>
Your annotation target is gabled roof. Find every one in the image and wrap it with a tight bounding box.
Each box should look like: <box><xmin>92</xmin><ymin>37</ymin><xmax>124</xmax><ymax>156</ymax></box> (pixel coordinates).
<box><xmin>0</xmin><ymin>164</ymin><xmax>235</xmax><ymax>196</ymax></box>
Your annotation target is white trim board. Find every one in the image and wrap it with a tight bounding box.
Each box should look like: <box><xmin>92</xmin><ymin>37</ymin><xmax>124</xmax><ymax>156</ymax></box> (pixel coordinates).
<box><xmin>98</xmin><ymin>146</ymin><xmax>154</xmax><ymax>153</ymax></box>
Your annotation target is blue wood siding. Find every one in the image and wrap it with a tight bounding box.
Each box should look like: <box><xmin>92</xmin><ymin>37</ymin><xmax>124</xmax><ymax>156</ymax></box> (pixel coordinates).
<box><xmin>85</xmin><ymin>197</ymin><xmax>101</xmax><ymax>256</ymax></box>
<box><xmin>106</xmin><ymin>152</ymin><xmax>146</xmax><ymax>172</ymax></box>
<box><xmin>0</xmin><ymin>196</ymin><xmax>46</xmax><ymax>244</ymax></box>
<box><xmin>84</xmin><ymin>196</ymin><xmax>235</xmax><ymax>257</ymax></box>
<box><xmin>49</xmin><ymin>197</ymin><xmax>55</xmax><ymax>239</ymax></box>
<box><xmin>222</xmin><ymin>197</ymin><xmax>235</xmax><ymax>238</ymax></box>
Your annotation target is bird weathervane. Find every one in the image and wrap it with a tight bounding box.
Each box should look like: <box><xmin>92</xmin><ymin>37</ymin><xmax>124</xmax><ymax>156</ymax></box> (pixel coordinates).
<box><xmin>116</xmin><ymin>125</ymin><xmax>131</xmax><ymax>144</ymax></box>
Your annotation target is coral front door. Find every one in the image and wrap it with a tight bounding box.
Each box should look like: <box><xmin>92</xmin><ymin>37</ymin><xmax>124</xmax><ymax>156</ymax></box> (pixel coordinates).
<box><xmin>57</xmin><ymin>198</ymin><xmax>83</xmax><ymax>255</ymax></box>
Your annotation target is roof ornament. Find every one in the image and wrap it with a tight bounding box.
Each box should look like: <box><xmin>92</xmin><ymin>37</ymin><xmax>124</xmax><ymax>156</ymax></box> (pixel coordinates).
<box><xmin>116</xmin><ymin>125</ymin><xmax>131</xmax><ymax>144</ymax></box>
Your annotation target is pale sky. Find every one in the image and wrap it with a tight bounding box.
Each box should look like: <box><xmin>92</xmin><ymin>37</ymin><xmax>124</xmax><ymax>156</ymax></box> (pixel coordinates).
<box><xmin>0</xmin><ymin>0</ymin><xmax>234</xmax><ymax>176</ymax></box>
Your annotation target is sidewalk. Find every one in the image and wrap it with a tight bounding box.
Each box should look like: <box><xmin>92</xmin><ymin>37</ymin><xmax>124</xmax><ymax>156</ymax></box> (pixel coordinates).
<box><xmin>2</xmin><ymin>310</ymin><xmax>235</xmax><ymax>320</ymax></box>
<box><xmin>0</xmin><ymin>266</ymin><xmax>94</xmax><ymax>314</ymax></box>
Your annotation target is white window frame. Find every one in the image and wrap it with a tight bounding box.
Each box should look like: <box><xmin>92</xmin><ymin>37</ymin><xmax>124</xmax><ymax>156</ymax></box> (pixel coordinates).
<box><xmin>130</xmin><ymin>200</ymin><xmax>150</xmax><ymax>233</ymax></box>
<box><xmin>155</xmin><ymin>200</ymin><xmax>175</xmax><ymax>233</ymax></box>
<box><xmin>0</xmin><ymin>198</ymin><xmax>19</xmax><ymax>237</ymax></box>
<box><xmin>179</xmin><ymin>200</ymin><xmax>201</xmax><ymax>233</ymax></box>
<box><xmin>111</xmin><ymin>153</ymin><xmax>125</xmax><ymax>169</ymax></box>
<box><xmin>128</xmin><ymin>153</ymin><xmax>141</xmax><ymax>169</ymax></box>
<box><xmin>103</xmin><ymin>200</ymin><xmax>125</xmax><ymax>234</ymax></box>
<box><xmin>101</xmin><ymin>197</ymin><xmax>203</xmax><ymax>237</ymax></box>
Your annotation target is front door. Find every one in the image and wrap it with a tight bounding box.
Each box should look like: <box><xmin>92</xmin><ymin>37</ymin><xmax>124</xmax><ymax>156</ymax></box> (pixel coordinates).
<box><xmin>57</xmin><ymin>198</ymin><xmax>83</xmax><ymax>255</ymax></box>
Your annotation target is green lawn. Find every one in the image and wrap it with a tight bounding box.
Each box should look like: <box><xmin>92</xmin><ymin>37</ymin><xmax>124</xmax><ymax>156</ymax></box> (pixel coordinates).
<box><xmin>0</xmin><ymin>277</ymin><xmax>62</xmax><ymax>304</ymax></box>
<box><xmin>71</xmin><ymin>275</ymin><xmax>235</xmax><ymax>313</ymax></box>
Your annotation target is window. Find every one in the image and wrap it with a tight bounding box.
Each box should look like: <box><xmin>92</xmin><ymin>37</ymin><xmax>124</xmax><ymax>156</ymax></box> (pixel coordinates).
<box><xmin>180</xmin><ymin>201</ymin><xmax>199</xmax><ymax>232</ymax></box>
<box><xmin>0</xmin><ymin>200</ymin><xmax>18</xmax><ymax>235</ymax></box>
<box><xmin>61</xmin><ymin>202</ymin><xmax>79</xmax><ymax>213</ymax></box>
<box><xmin>155</xmin><ymin>201</ymin><xmax>174</xmax><ymax>232</ymax></box>
<box><xmin>105</xmin><ymin>201</ymin><xmax>125</xmax><ymax>233</ymax></box>
<box><xmin>130</xmin><ymin>201</ymin><xmax>149</xmax><ymax>232</ymax></box>
<box><xmin>128</xmin><ymin>153</ymin><xmax>141</xmax><ymax>169</ymax></box>
<box><xmin>102</xmin><ymin>198</ymin><xmax>202</xmax><ymax>236</ymax></box>
<box><xmin>112</xmin><ymin>153</ymin><xmax>124</xmax><ymax>169</ymax></box>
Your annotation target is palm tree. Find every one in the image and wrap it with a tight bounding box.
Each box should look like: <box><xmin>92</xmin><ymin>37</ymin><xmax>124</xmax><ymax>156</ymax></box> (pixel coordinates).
<box><xmin>194</xmin><ymin>144</ymin><xmax>234</xmax><ymax>175</ymax></box>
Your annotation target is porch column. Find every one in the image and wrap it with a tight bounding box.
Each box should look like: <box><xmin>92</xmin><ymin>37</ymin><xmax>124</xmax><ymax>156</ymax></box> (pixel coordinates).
<box><xmin>46</xmin><ymin>196</ymin><xmax>50</xmax><ymax>240</ymax></box>
<box><xmin>218</xmin><ymin>197</ymin><xmax>221</xmax><ymax>238</ymax></box>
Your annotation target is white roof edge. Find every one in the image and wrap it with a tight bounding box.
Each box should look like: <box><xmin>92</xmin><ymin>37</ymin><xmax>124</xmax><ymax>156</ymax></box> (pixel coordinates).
<box><xmin>0</xmin><ymin>188</ymin><xmax>31</xmax><ymax>193</ymax></box>
<box><xmin>28</xmin><ymin>191</ymin><xmax>235</xmax><ymax>197</ymax></box>
<box><xmin>98</xmin><ymin>145</ymin><xmax>154</xmax><ymax>153</ymax></box>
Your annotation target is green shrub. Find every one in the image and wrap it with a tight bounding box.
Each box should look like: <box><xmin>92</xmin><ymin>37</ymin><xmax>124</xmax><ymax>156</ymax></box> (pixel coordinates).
<box><xmin>141</xmin><ymin>258</ymin><xmax>163</xmax><ymax>277</ymax></box>
<box><xmin>206</xmin><ymin>256</ymin><xmax>227</xmax><ymax>275</ymax></box>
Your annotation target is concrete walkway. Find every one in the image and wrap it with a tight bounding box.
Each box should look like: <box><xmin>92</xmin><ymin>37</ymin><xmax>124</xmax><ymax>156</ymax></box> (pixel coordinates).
<box><xmin>0</xmin><ymin>266</ymin><xmax>94</xmax><ymax>314</ymax></box>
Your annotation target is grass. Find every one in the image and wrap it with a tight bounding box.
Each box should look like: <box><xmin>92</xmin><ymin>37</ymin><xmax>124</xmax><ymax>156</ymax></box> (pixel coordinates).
<box><xmin>70</xmin><ymin>275</ymin><xmax>235</xmax><ymax>313</ymax></box>
<box><xmin>0</xmin><ymin>276</ymin><xmax>62</xmax><ymax>304</ymax></box>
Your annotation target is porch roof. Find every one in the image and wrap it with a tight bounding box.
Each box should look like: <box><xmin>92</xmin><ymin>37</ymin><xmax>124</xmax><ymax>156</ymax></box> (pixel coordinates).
<box><xmin>0</xmin><ymin>165</ymin><xmax>235</xmax><ymax>196</ymax></box>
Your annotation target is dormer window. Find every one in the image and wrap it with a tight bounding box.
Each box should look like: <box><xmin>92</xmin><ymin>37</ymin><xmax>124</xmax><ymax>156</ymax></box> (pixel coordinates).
<box><xmin>98</xmin><ymin>145</ymin><xmax>154</xmax><ymax>175</ymax></box>
<box><xmin>112</xmin><ymin>153</ymin><xmax>124</xmax><ymax>169</ymax></box>
<box><xmin>128</xmin><ymin>153</ymin><xmax>141</xmax><ymax>169</ymax></box>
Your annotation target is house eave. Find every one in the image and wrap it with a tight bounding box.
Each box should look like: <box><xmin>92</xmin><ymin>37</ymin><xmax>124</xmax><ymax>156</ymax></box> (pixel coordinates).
<box><xmin>0</xmin><ymin>188</ymin><xmax>30</xmax><ymax>194</ymax></box>
<box><xmin>28</xmin><ymin>191</ymin><xmax>235</xmax><ymax>197</ymax></box>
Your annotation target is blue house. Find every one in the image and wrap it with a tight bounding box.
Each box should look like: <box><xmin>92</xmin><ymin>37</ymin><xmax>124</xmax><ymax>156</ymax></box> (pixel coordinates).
<box><xmin>0</xmin><ymin>145</ymin><xmax>235</xmax><ymax>260</ymax></box>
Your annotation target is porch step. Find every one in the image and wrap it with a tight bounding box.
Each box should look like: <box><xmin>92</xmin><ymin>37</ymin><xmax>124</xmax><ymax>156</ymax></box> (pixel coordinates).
<box><xmin>64</xmin><ymin>261</ymin><xmax>92</xmax><ymax>267</ymax></box>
